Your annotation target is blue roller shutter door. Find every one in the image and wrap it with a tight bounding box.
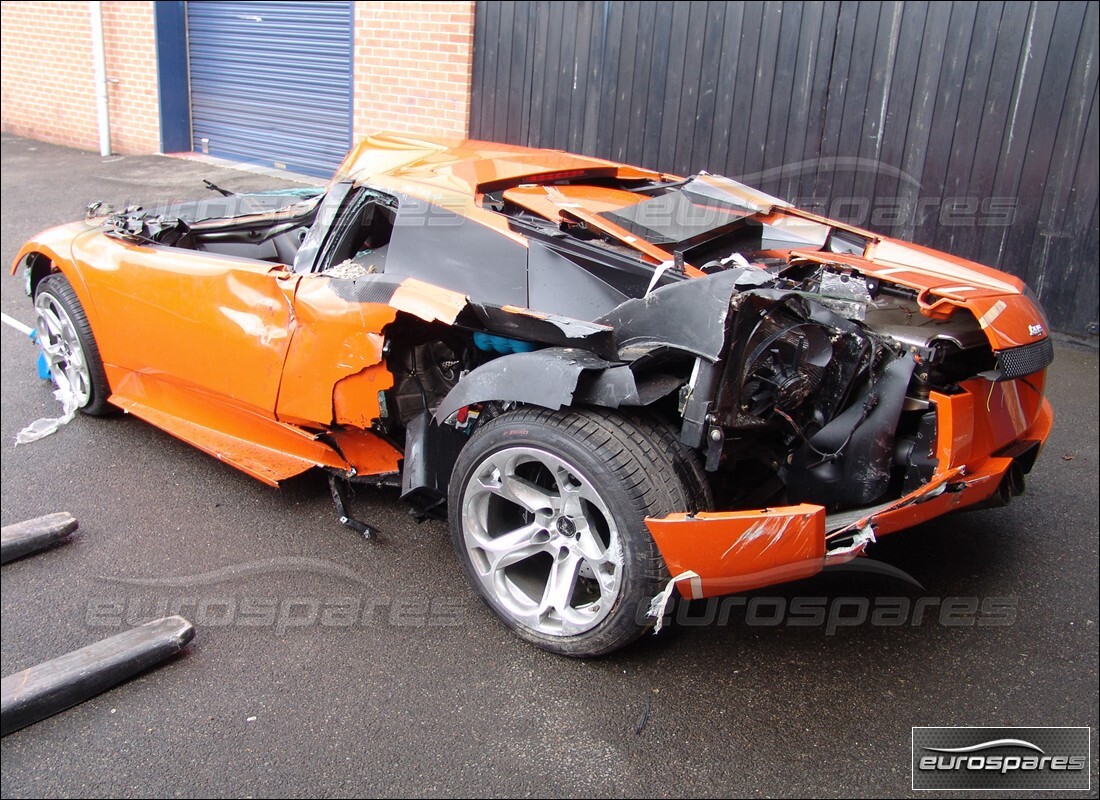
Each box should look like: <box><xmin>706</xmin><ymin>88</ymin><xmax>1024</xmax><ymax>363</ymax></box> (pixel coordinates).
<box><xmin>187</xmin><ymin>1</ymin><xmax>353</xmax><ymax>177</ymax></box>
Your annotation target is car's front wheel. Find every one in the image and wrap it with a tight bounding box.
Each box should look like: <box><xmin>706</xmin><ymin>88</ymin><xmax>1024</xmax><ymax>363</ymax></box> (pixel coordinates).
<box><xmin>33</xmin><ymin>273</ymin><xmax>113</xmax><ymax>415</ymax></box>
<box><xmin>449</xmin><ymin>407</ymin><xmax>698</xmax><ymax>657</ymax></box>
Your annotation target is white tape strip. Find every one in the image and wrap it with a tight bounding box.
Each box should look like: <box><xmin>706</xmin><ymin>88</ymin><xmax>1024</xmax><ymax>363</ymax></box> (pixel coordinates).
<box><xmin>646</xmin><ymin>569</ymin><xmax>700</xmax><ymax>635</ymax></box>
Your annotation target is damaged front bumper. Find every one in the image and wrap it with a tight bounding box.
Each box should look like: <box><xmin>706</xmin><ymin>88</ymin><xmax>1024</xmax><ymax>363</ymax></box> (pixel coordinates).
<box><xmin>645</xmin><ymin>381</ymin><xmax>1054</xmax><ymax>600</ymax></box>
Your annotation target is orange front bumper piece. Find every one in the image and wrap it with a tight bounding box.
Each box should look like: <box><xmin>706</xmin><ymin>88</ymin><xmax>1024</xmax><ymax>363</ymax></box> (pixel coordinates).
<box><xmin>646</xmin><ymin>382</ymin><xmax>1054</xmax><ymax>601</ymax></box>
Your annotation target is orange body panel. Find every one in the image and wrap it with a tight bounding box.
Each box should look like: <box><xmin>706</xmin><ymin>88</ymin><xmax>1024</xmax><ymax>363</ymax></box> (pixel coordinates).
<box><xmin>108</xmin><ymin>370</ymin><xmax>348</xmax><ymax>486</ymax></box>
<box><xmin>337</xmin><ymin>133</ymin><xmax>664</xmax><ymax>197</ymax></box>
<box><xmin>503</xmin><ymin>184</ymin><xmax>645</xmax><ymax>219</ymax></box>
<box><xmin>276</xmin><ymin>275</ymin><xmax>398</xmax><ymax>427</ymax></box>
<box><xmin>388</xmin><ymin>277</ymin><xmax>469</xmax><ymax>325</ymax></box>
<box><xmin>14</xmin><ymin>222</ymin><xmax>104</xmax><ymax>330</ymax></box>
<box><xmin>326</xmin><ymin>428</ymin><xmax>402</xmax><ymax>477</ymax></box>
<box><xmin>330</xmin><ymin>133</ymin><xmax>453</xmax><ymax>185</ymax></box>
<box><xmin>69</xmin><ymin>233</ymin><xmax>299</xmax><ymax>413</ymax></box>
<box><xmin>646</xmin><ymin>505</ymin><xmax>826</xmax><ymax>599</ymax></box>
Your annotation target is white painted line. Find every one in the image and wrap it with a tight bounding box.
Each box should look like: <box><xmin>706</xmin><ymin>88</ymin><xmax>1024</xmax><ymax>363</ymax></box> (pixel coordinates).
<box><xmin>1</xmin><ymin>312</ymin><xmax>34</xmax><ymax>337</ymax></box>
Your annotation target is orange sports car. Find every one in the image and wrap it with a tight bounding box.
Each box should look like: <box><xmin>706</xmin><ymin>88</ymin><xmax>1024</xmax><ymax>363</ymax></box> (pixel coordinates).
<box><xmin>13</xmin><ymin>134</ymin><xmax>1053</xmax><ymax>656</ymax></box>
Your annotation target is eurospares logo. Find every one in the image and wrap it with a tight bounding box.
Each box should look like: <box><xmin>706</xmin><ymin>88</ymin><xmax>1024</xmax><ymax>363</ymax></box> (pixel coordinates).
<box><xmin>912</xmin><ymin>727</ymin><xmax>1090</xmax><ymax>790</ymax></box>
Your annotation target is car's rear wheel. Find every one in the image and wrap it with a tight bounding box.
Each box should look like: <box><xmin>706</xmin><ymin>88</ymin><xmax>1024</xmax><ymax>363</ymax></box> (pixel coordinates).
<box><xmin>33</xmin><ymin>273</ymin><xmax>113</xmax><ymax>416</ymax></box>
<box><xmin>449</xmin><ymin>407</ymin><xmax>699</xmax><ymax>657</ymax></box>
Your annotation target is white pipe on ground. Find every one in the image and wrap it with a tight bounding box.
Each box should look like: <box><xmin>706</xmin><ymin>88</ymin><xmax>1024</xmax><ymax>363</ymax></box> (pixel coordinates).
<box><xmin>89</xmin><ymin>1</ymin><xmax>111</xmax><ymax>157</ymax></box>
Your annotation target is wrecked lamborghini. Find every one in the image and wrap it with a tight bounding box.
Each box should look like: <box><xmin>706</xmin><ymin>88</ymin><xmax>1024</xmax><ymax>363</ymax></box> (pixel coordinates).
<box><xmin>14</xmin><ymin>134</ymin><xmax>1053</xmax><ymax>656</ymax></box>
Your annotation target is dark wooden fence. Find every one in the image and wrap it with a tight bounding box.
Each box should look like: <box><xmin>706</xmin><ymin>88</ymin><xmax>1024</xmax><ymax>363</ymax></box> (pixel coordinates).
<box><xmin>471</xmin><ymin>1</ymin><xmax>1098</xmax><ymax>336</ymax></box>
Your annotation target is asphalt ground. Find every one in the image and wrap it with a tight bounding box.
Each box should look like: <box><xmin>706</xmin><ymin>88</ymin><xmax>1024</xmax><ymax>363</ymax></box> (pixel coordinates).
<box><xmin>0</xmin><ymin>133</ymin><xmax>1097</xmax><ymax>798</ymax></box>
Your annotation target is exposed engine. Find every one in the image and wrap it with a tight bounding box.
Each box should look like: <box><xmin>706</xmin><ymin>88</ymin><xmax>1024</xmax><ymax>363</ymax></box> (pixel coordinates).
<box><xmin>383</xmin><ymin>322</ymin><xmax>472</xmax><ymax>433</ymax></box>
<box><xmin>388</xmin><ymin>340</ymin><xmax>465</xmax><ymax>426</ymax></box>
<box><xmin>695</xmin><ymin>264</ymin><xmax>997</xmax><ymax>512</ymax></box>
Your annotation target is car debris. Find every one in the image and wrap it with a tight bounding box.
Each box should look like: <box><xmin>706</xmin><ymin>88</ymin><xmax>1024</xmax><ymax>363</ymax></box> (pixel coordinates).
<box><xmin>0</xmin><ymin>512</ymin><xmax>78</xmax><ymax>564</ymax></box>
<box><xmin>1</xmin><ymin>616</ymin><xmax>195</xmax><ymax>736</ymax></box>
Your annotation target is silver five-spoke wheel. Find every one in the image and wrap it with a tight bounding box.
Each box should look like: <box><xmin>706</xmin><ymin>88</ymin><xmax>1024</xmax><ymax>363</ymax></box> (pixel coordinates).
<box><xmin>34</xmin><ymin>289</ymin><xmax>93</xmax><ymax>406</ymax></box>
<box><xmin>461</xmin><ymin>446</ymin><xmax>623</xmax><ymax>637</ymax></box>
<box><xmin>32</xmin><ymin>274</ymin><xmax>113</xmax><ymax>415</ymax></box>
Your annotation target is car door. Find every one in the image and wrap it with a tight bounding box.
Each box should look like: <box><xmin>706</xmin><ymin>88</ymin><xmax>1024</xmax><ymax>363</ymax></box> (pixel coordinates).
<box><xmin>74</xmin><ymin>233</ymin><xmax>298</xmax><ymax>415</ymax></box>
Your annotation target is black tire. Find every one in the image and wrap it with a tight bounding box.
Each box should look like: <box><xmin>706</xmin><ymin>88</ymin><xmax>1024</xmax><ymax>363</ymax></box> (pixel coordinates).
<box><xmin>33</xmin><ymin>273</ymin><xmax>113</xmax><ymax>416</ymax></box>
<box><xmin>448</xmin><ymin>406</ymin><xmax>700</xmax><ymax>657</ymax></box>
<box><xmin>626</xmin><ymin>412</ymin><xmax>715</xmax><ymax>514</ymax></box>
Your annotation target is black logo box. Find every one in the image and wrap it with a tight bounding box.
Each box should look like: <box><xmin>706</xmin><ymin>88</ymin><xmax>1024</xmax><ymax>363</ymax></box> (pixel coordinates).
<box><xmin>912</xmin><ymin>727</ymin><xmax>1091</xmax><ymax>791</ymax></box>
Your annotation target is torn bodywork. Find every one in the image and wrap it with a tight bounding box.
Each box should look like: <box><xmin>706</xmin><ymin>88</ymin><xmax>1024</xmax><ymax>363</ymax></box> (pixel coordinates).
<box><xmin>12</xmin><ymin>133</ymin><xmax>1054</xmax><ymax>654</ymax></box>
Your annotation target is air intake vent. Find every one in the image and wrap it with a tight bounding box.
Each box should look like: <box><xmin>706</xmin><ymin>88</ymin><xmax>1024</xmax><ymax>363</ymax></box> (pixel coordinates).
<box><xmin>994</xmin><ymin>338</ymin><xmax>1054</xmax><ymax>380</ymax></box>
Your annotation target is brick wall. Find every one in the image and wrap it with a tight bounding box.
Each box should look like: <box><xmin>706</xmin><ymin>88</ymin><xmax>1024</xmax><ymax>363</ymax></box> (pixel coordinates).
<box><xmin>353</xmin><ymin>1</ymin><xmax>475</xmax><ymax>139</ymax></box>
<box><xmin>2</xmin><ymin>1</ymin><xmax>476</xmax><ymax>157</ymax></box>
<box><xmin>101</xmin><ymin>2</ymin><xmax>160</xmax><ymax>153</ymax></box>
<box><xmin>0</xmin><ymin>1</ymin><xmax>160</xmax><ymax>154</ymax></box>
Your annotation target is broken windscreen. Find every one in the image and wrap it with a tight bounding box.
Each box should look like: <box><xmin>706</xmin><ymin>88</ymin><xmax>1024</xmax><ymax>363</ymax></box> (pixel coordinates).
<box><xmin>598</xmin><ymin>175</ymin><xmax>785</xmax><ymax>249</ymax></box>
